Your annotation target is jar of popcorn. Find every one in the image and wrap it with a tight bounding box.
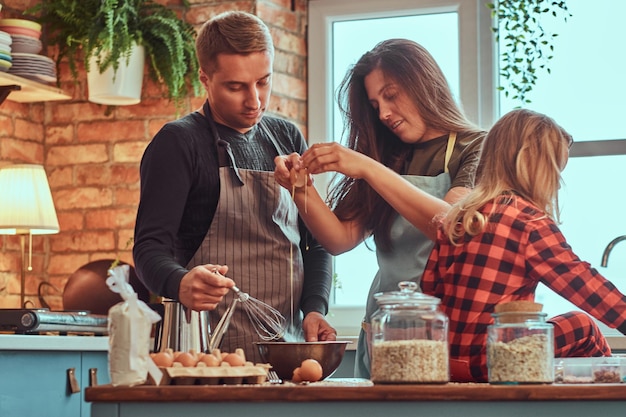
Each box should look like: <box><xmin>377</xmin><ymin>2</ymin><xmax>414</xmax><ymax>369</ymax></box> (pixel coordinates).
<box><xmin>487</xmin><ymin>301</ymin><xmax>554</xmax><ymax>384</ymax></box>
<box><xmin>369</xmin><ymin>281</ymin><xmax>449</xmax><ymax>384</ymax></box>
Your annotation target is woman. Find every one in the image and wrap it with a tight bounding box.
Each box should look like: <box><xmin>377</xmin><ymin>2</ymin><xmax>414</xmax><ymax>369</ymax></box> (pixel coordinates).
<box><xmin>421</xmin><ymin>108</ymin><xmax>626</xmax><ymax>382</ymax></box>
<box><xmin>275</xmin><ymin>39</ymin><xmax>485</xmax><ymax>378</ymax></box>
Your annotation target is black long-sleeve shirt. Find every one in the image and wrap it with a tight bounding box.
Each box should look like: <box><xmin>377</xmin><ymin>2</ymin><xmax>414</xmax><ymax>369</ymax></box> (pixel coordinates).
<box><xmin>133</xmin><ymin>108</ymin><xmax>332</xmax><ymax>316</ymax></box>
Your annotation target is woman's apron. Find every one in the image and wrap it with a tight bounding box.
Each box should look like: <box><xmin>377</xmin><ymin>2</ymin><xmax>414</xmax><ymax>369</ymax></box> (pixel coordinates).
<box><xmin>187</xmin><ymin>102</ymin><xmax>304</xmax><ymax>363</ymax></box>
<box><xmin>354</xmin><ymin>133</ymin><xmax>456</xmax><ymax>378</ymax></box>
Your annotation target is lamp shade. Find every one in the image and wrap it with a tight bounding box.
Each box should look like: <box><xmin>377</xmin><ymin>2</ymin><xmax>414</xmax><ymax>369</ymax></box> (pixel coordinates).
<box><xmin>0</xmin><ymin>164</ymin><xmax>59</xmax><ymax>235</ymax></box>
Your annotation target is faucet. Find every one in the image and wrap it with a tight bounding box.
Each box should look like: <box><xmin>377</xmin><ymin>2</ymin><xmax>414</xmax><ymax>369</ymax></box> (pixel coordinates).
<box><xmin>601</xmin><ymin>235</ymin><xmax>626</xmax><ymax>267</ymax></box>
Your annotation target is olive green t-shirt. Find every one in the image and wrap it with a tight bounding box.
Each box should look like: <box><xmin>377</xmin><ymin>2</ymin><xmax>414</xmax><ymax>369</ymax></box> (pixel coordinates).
<box><xmin>405</xmin><ymin>131</ymin><xmax>485</xmax><ymax>189</ymax></box>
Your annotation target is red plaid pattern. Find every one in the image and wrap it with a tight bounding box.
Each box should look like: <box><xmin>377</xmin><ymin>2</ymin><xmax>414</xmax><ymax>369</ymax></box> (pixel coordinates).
<box><xmin>550</xmin><ymin>311</ymin><xmax>611</xmax><ymax>358</ymax></box>
<box><xmin>422</xmin><ymin>195</ymin><xmax>626</xmax><ymax>382</ymax></box>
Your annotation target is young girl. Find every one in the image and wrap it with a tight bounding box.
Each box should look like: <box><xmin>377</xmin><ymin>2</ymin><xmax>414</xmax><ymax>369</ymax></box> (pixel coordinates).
<box><xmin>421</xmin><ymin>108</ymin><xmax>626</xmax><ymax>382</ymax></box>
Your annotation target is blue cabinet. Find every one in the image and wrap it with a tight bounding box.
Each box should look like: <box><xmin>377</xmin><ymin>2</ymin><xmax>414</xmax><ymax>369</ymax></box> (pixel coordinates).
<box><xmin>82</xmin><ymin>352</ymin><xmax>110</xmax><ymax>417</ymax></box>
<box><xmin>0</xmin><ymin>336</ymin><xmax>109</xmax><ymax>417</ymax></box>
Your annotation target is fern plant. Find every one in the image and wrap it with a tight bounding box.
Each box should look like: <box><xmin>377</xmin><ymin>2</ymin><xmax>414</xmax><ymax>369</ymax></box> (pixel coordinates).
<box><xmin>27</xmin><ymin>0</ymin><xmax>201</xmax><ymax>108</ymax></box>
<box><xmin>487</xmin><ymin>0</ymin><xmax>571</xmax><ymax>104</ymax></box>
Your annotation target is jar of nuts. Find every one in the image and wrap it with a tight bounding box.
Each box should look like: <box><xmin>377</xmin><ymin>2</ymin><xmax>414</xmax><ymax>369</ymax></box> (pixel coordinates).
<box><xmin>487</xmin><ymin>301</ymin><xmax>554</xmax><ymax>384</ymax></box>
<box><xmin>370</xmin><ymin>281</ymin><xmax>449</xmax><ymax>384</ymax></box>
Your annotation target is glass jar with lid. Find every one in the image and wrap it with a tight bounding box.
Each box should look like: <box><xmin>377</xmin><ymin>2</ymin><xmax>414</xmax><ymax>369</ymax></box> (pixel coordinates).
<box><xmin>487</xmin><ymin>301</ymin><xmax>554</xmax><ymax>384</ymax></box>
<box><xmin>369</xmin><ymin>281</ymin><xmax>449</xmax><ymax>383</ymax></box>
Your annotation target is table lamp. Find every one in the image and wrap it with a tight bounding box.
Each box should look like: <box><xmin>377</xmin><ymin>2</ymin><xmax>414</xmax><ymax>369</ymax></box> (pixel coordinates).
<box><xmin>0</xmin><ymin>164</ymin><xmax>59</xmax><ymax>307</ymax></box>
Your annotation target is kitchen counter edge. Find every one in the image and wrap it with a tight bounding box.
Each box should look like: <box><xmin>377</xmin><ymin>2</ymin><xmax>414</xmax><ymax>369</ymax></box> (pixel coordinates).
<box><xmin>0</xmin><ymin>334</ymin><xmax>109</xmax><ymax>351</ymax></box>
<box><xmin>86</xmin><ymin>382</ymin><xmax>626</xmax><ymax>403</ymax></box>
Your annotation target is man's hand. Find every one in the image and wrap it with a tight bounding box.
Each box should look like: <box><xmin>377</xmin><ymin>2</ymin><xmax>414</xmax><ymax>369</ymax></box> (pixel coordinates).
<box><xmin>302</xmin><ymin>311</ymin><xmax>337</xmax><ymax>342</ymax></box>
<box><xmin>178</xmin><ymin>264</ymin><xmax>235</xmax><ymax>311</ymax></box>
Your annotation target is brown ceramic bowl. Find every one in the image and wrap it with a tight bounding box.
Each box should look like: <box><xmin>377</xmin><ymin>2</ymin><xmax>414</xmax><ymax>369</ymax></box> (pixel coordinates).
<box><xmin>254</xmin><ymin>341</ymin><xmax>351</xmax><ymax>381</ymax></box>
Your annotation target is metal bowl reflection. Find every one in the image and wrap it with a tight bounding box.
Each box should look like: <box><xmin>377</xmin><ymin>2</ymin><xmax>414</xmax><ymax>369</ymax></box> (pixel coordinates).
<box><xmin>254</xmin><ymin>341</ymin><xmax>351</xmax><ymax>381</ymax></box>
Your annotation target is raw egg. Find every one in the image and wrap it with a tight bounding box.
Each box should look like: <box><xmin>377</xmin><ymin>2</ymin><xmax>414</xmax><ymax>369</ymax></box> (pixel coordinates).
<box><xmin>292</xmin><ymin>367</ymin><xmax>302</xmax><ymax>382</ymax></box>
<box><xmin>222</xmin><ymin>352</ymin><xmax>246</xmax><ymax>366</ymax></box>
<box><xmin>174</xmin><ymin>351</ymin><xmax>197</xmax><ymax>367</ymax></box>
<box><xmin>198</xmin><ymin>353</ymin><xmax>221</xmax><ymax>367</ymax></box>
<box><xmin>150</xmin><ymin>351</ymin><xmax>174</xmax><ymax>368</ymax></box>
<box><xmin>298</xmin><ymin>358</ymin><xmax>323</xmax><ymax>382</ymax></box>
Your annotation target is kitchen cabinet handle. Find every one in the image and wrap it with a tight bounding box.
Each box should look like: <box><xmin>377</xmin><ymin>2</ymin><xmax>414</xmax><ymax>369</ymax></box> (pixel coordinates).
<box><xmin>89</xmin><ymin>368</ymin><xmax>99</xmax><ymax>387</ymax></box>
<box><xmin>67</xmin><ymin>368</ymin><xmax>80</xmax><ymax>394</ymax></box>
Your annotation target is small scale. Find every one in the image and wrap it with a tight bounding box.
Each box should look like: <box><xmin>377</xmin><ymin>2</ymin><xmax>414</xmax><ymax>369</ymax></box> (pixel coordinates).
<box><xmin>0</xmin><ymin>308</ymin><xmax>108</xmax><ymax>335</ymax></box>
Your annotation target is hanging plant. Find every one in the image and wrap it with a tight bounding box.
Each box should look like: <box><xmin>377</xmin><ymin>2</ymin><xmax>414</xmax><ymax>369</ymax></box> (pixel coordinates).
<box><xmin>26</xmin><ymin>0</ymin><xmax>201</xmax><ymax>109</ymax></box>
<box><xmin>486</xmin><ymin>0</ymin><xmax>571</xmax><ymax>103</ymax></box>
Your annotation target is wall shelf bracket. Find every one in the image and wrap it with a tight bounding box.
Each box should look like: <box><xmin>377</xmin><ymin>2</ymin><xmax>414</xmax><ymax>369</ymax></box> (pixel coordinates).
<box><xmin>0</xmin><ymin>85</ymin><xmax>21</xmax><ymax>105</ymax></box>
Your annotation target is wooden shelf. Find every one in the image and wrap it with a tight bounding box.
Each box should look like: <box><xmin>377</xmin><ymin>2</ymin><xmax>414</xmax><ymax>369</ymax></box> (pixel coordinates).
<box><xmin>0</xmin><ymin>71</ymin><xmax>70</xmax><ymax>103</ymax></box>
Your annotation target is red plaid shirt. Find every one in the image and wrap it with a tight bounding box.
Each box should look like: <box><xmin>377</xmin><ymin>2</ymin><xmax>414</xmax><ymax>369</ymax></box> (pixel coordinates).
<box><xmin>422</xmin><ymin>195</ymin><xmax>626</xmax><ymax>381</ymax></box>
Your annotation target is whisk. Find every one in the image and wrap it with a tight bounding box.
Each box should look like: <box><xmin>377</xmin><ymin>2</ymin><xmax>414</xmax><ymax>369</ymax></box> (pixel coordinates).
<box><xmin>209</xmin><ymin>283</ymin><xmax>287</xmax><ymax>351</ymax></box>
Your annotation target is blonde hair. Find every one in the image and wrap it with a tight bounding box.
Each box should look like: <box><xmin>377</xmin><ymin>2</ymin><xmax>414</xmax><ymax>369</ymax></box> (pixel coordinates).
<box><xmin>443</xmin><ymin>109</ymin><xmax>573</xmax><ymax>243</ymax></box>
<box><xmin>195</xmin><ymin>11</ymin><xmax>274</xmax><ymax>75</ymax></box>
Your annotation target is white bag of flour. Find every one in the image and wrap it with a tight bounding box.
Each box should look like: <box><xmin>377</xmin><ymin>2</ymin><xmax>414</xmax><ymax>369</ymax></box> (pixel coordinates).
<box><xmin>106</xmin><ymin>264</ymin><xmax>162</xmax><ymax>386</ymax></box>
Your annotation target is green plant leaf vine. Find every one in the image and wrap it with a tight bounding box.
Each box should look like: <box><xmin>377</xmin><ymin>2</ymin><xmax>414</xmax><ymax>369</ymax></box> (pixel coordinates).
<box><xmin>109</xmin><ymin>237</ymin><xmax>135</xmax><ymax>272</ymax></box>
<box><xmin>331</xmin><ymin>272</ymin><xmax>342</xmax><ymax>305</ymax></box>
<box><xmin>486</xmin><ymin>0</ymin><xmax>571</xmax><ymax>104</ymax></box>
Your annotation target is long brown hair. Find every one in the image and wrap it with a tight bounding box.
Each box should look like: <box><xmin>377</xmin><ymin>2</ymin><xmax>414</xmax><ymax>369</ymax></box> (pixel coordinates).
<box><xmin>329</xmin><ymin>38</ymin><xmax>481</xmax><ymax>251</ymax></box>
<box><xmin>443</xmin><ymin>108</ymin><xmax>573</xmax><ymax>244</ymax></box>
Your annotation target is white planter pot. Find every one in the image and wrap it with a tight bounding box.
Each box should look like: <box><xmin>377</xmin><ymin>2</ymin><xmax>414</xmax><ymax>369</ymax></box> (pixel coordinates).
<box><xmin>87</xmin><ymin>44</ymin><xmax>145</xmax><ymax>106</ymax></box>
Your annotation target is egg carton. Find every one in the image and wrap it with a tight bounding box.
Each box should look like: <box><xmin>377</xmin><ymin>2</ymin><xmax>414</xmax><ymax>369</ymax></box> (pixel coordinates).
<box><xmin>149</xmin><ymin>363</ymin><xmax>272</xmax><ymax>386</ymax></box>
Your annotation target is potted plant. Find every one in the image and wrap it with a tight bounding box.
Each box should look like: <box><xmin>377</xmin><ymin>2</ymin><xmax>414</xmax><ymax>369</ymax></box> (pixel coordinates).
<box><xmin>27</xmin><ymin>0</ymin><xmax>201</xmax><ymax>108</ymax></box>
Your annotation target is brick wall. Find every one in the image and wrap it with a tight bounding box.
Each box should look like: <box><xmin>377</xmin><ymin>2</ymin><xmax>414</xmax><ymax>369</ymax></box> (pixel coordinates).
<box><xmin>0</xmin><ymin>0</ymin><xmax>309</xmax><ymax>309</ymax></box>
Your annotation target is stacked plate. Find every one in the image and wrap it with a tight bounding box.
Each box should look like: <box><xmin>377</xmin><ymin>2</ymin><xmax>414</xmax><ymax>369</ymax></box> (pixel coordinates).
<box><xmin>0</xmin><ymin>19</ymin><xmax>55</xmax><ymax>84</ymax></box>
<box><xmin>8</xmin><ymin>52</ymin><xmax>56</xmax><ymax>83</ymax></box>
<box><xmin>0</xmin><ymin>30</ymin><xmax>11</xmax><ymax>73</ymax></box>
<box><xmin>0</xmin><ymin>18</ymin><xmax>41</xmax><ymax>39</ymax></box>
<box><xmin>11</xmin><ymin>34</ymin><xmax>42</xmax><ymax>54</ymax></box>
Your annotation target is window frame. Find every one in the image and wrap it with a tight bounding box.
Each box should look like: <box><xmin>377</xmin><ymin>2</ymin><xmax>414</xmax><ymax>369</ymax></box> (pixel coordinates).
<box><xmin>307</xmin><ymin>0</ymin><xmax>626</xmax><ymax>343</ymax></box>
<box><xmin>308</xmin><ymin>0</ymin><xmax>496</xmax><ymax>149</ymax></box>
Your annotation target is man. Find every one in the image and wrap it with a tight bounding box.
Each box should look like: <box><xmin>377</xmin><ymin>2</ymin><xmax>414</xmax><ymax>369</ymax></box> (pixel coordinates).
<box><xmin>133</xmin><ymin>11</ymin><xmax>336</xmax><ymax>362</ymax></box>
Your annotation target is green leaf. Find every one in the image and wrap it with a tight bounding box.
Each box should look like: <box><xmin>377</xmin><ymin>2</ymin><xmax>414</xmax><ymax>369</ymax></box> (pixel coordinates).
<box><xmin>490</xmin><ymin>0</ymin><xmax>570</xmax><ymax>105</ymax></box>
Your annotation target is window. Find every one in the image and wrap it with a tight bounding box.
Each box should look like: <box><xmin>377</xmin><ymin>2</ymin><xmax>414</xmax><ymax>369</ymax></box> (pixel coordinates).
<box><xmin>497</xmin><ymin>0</ymin><xmax>626</xmax><ymax>336</ymax></box>
<box><xmin>308</xmin><ymin>0</ymin><xmax>626</xmax><ymax>338</ymax></box>
<box><xmin>308</xmin><ymin>0</ymin><xmax>491</xmax><ymax>334</ymax></box>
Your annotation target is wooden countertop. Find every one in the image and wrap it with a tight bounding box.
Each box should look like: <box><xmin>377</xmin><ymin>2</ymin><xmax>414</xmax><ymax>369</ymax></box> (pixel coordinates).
<box><xmin>86</xmin><ymin>381</ymin><xmax>626</xmax><ymax>403</ymax></box>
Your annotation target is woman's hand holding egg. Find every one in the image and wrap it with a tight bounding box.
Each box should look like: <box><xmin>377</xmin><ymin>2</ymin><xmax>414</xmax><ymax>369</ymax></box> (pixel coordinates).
<box><xmin>290</xmin><ymin>167</ymin><xmax>308</xmax><ymax>188</ymax></box>
<box><xmin>274</xmin><ymin>153</ymin><xmax>306</xmax><ymax>190</ymax></box>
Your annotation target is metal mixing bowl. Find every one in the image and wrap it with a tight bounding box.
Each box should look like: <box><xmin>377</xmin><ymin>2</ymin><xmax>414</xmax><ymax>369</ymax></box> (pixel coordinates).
<box><xmin>254</xmin><ymin>341</ymin><xmax>351</xmax><ymax>381</ymax></box>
